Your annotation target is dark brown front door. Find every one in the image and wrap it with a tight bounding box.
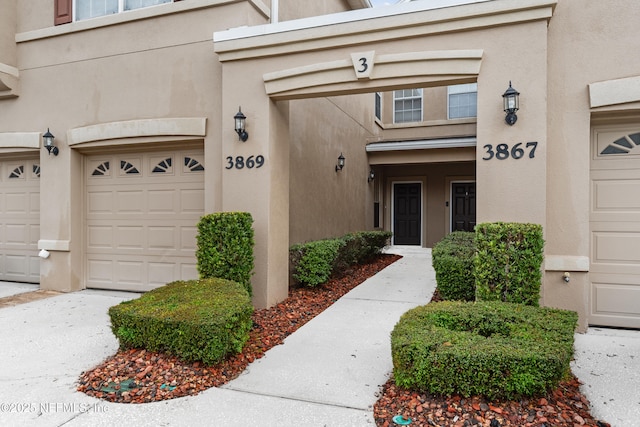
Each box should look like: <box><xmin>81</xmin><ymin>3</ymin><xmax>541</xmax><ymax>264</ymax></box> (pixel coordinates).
<box><xmin>452</xmin><ymin>182</ymin><xmax>476</xmax><ymax>232</ymax></box>
<box><xmin>394</xmin><ymin>183</ymin><xmax>421</xmax><ymax>245</ymax></box>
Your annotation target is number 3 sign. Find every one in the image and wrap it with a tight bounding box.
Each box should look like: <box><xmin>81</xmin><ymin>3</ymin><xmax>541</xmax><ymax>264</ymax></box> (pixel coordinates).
<box><xmin>351</xmin><ymin>51</ymin><xmax>375</xmax><ymax>79</ymax></box>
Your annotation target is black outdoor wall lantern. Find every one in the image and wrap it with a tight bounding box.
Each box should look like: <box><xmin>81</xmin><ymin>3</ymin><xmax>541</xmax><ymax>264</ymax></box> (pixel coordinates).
<box><xmin>234</xmin><ymin>107</ymin><xmax>249</xmax><ymax>141</ymax></box>
<box><xmin>43</xmin><ymin>128</ymin><xmax>59</xmax><ymax>156</ymax></box>
<box><xmin>335</xmin><ymin>153</ymin><xmax>345</xmax><ymax>172</ymax></box>
<box><xmin>502</xmin><ymin>81</ymin><xmax>520</xmax><ymax>126</ymax></box>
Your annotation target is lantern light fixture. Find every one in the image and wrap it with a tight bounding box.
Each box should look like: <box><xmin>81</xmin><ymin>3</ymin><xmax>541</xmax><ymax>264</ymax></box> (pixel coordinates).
<box><xmin>42</xmin><ymin>128</ymin><xmax>59</xmax><ymax>156</ymax></box>
<box><xmin>335</xmin><ymin>153</ymin><xmax>345</xmax><ymax>172</ymax></box>
<box><xmin>234</xmin><ymin>107</ymin><xmax>249</xmax><ymax>141</ymax></box>
<box><xmin>502</xmin><ymin>81</ymin><xmax>520</xmax><ymax>126</ymax></box>
<box><xmin>368</xmin><ymin>169</ymin><xmax>375</xmax><ymax>182</ymax></box>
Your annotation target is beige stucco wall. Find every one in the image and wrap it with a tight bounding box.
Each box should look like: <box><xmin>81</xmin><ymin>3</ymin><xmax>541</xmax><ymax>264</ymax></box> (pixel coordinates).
<box><xmin>1</xmin><ymin>1</ymin><xmax>271</xmax><ymax>293</ymax></box>
<box><xmin>289</xmin><ymin>94</ymin><xmax>377</xmax><ymax>244</ymax></box>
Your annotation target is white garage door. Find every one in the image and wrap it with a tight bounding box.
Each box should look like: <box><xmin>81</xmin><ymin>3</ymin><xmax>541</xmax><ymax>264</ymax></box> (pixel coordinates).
<box><xmin>0</xmin><ymin>157</ymin><xmax>40</xmax><ymax>283</ymax></box>
<box><xmin>590</xmin><ymin>127</ymin><xmax>640</xmax><ymax>328</ymax></box>
<box><xmin>85</xmin><ymin>149</ymin><xmax>204</xmax><ymax>292</ymax></box>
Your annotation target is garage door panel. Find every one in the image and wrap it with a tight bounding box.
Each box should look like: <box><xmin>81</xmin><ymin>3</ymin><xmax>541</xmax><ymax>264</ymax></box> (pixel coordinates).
<box><xmin>87</xmin><ymin>225</ymin><xmax>114</xmax><ymax>249</ymax></box>
<box><xmin>0</xmin><ymin>158</ymin><xmax>40</xmax><ymax>283</ymax></box>
<box><xmin>592</xmin><ymin>179</ymin><xmax>640</xmax><ymax>211</ymax></box>
<box><xmin>88</xmin><ymin>191</ymin><xmax>114</xmax><ymax>214</ymax></box>
<box><xmin>181</xmin><ymin>189</ymin><xmax>205</xmax><ymax>213</ymax></box>
<box><xmin>149</xmin><ymin>263</ymin><xmax>179</xmax><ymax>286</ymax></box>
<box><xmin>116</xmin><ymin>226</ymin><xmax>145</xmax><ymax>250</ymax></box>
<box><xmin>592</xmin><ymin>232</ymin><xmax>640</xmax><ymax>264</ymax></box>
<box><xmin>5</xmin><ymin>192</ymin><xmax>29</xmax><ymax>213</ymax></box>
<box><xmin>5</xmin><ymin>224</ymin><xmax>29</xmax><ymax>245</ymax></box>
<box><xmin>85</xmin><ymin>150</ymin><xmax>204</xmax><ymax>292</ymax></box>
<box><xmin>117</xmin><ymin>261</ymin><xmax>145</xmax><ymax>285</ymax></box>
<box><xmin>181</xmin><ymin>226</ymin><xmax>198</xmax><ymax>251</ymax></box>
<box><xmin>148</xmin><ymin>226</ymin><xmax>176</xmax><ymax>249</ymax></box>
<box><xmin>117</xmin><ymin>190</ymin><xmax>145</xmax><ymax>213</ymax></box>
<box><xmin>590</xmin><ymin>277</ymin><xmax>640</xmax><ymax>328</ymax></box>
<box><xmin>87</xmin><ymin>259</ymin><xmax>114</xmax><ymax>283</ymax></box>
<box><xmin>148</xmin><ymin>189</ymin><xmax>177</xmax><ymax>213</ymax></box>
<box><xmin>590</xmin><ymin>127</ymin><xmax>640</xmax><ymax>327</ymax></box>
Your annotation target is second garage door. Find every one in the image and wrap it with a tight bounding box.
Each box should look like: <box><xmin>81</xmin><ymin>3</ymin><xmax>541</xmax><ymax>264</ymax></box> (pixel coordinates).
<box><xmin>85</xmin><ymin>149</ymin><xmax>204</xmax><ymax>292</ymax></box>
<box><xmin>0</xmin><ymin>157</ymin><xmax>40</xmax><ymax>283</ymax></box>
<box><xmin>590</xmin><ymin>127</ymin><xmax>640</xmax><ymax>328</ymax></box>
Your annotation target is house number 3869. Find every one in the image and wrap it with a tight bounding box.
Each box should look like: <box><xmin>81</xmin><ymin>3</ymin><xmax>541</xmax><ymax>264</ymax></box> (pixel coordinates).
<box><xmin>225</xmin><ymin>155</ymin><xmax>265</xmax><ymax>170</ymax></box>
<box><xmin>482</xmin><ymin>141</ymin><xmax>538</xmax><ymax>161</ymax></box>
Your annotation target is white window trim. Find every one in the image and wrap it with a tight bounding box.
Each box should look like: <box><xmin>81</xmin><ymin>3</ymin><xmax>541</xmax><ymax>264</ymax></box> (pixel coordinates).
<box><xmin>393</xmin><ymin>89</ymin><xmax>423</xmax><ymax>124</ymax></box>
<box><xmin>447</xmin><ymin>83</ymin><xmax>477</xmax><ymax>120</ymax></box>
<box><xmin>73</xmin><ymin>0</ymin><xmax>172</xmax><ymax>22</ymax></box>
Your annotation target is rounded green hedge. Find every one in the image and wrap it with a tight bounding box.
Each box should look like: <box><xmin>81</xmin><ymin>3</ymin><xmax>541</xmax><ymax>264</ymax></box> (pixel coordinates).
<box><xmin>391</xmin><ymin>301</ymin><xmax>577</xmax><ymax>400</ymax></box>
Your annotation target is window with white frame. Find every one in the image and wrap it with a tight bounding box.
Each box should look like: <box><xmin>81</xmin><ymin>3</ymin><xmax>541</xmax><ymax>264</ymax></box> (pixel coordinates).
<box><xmin>375</xmin><ymin>92</ymin><xmax>382</xmax><ymax>121</ymax></box>
<box><xmin>75</xmin><ymin>0</ymin><xmax>171</xmax><ymax>21</ymax></box>
<box><xmin>393</xmin><ymin>89</ymin><xmax>423</xmax><ymax>123</ymax></box>
<box><xmin>448</xmin><ymin>83</ymin><xmax>478</xmax><ymax>119</ymax></box>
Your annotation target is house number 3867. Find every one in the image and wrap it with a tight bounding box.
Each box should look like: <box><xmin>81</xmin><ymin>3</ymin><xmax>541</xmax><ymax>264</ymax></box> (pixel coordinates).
<box><xmin>482</xmin><ymin>141</ymin><xmax>538</xmax><ymax>161</ymax></box>
<box><xmin>225</xmin><ymin>155</ymin><xmax>265</xmax><ymax>170</ymax></box>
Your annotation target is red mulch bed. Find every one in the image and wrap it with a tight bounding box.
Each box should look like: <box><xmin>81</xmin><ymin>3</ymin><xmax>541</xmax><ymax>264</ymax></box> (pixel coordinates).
<box><xmin>77</xmin><ymin>254</ymin><xmax>400</xmax><ymax>403</ymax></box>
<box><xmin>78</xmin><ymin>254</ymin><xmax>610</xmax><ymax>427</ymax></box>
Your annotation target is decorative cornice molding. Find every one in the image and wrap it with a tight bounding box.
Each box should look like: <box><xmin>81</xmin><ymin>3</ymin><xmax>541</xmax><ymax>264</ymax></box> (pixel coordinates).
<box><xmin>214</xmin><ymin>0</ymin><xmax>556</xmax><ymax>62</ymax></box>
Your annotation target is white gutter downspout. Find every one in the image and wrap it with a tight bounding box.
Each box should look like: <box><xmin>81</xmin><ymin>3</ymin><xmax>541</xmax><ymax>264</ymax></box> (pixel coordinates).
<box><xmin>272</xmin><ymin>0</ymin><xmax>278</xmax><ymax>23</ymax></box>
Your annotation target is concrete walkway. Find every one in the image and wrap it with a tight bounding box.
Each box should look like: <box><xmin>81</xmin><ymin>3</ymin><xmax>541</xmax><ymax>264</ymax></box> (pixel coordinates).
<box><xmin>0</xmin><ymin>246</ymin><xmax>638</xmax><ymax>426</ymax></box>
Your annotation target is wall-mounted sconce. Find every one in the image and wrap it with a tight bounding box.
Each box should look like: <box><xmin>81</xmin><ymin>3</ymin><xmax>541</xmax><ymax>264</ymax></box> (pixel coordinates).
<box><xmin>335</xmin><ymin>153</ymin><xmax>345</xmax><ymax>172</ymax></box>
<box><xmin>563</xmin><ymin>272</ymin><xmax>571</xmax><ymax>283</ymax></box>
<box><xmin>368</xmin><ymin>169</ymin><xmax>375</xmax><ymax>182</ymax></box>
<box><xmin>234</xmin><ymin>107</ymin><xmax>249</xmax><ymax>142</ymax></box>
<box><xmin>42</xmin><ymin>128</ymin><xmax>59</xmax><ymax>156</ymax></box>
<box><xmin>502</xmin><ymin>81</ymin><xmax>520</xmax><ymax>126</ymax></box>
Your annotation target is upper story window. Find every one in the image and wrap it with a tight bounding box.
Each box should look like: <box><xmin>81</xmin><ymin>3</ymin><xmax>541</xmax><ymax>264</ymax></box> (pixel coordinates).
<box><xmin>448</xmin><ymin>83</ymin><xmax>477</xmax><ymax>119</ymax></box>
<box><xmin>75</xmin><ymin>0</ymin><xmax>171</xmax><ymax>20</ymax></box>
<box><xmin>393</xmin><ymin>89</ymin><xmax>423</xmax><ymax>123</ymax></box>
<box><xmin>375</xmin><ymin>92</ymin><xmax>382</xmax><ymax>121</ymax></box>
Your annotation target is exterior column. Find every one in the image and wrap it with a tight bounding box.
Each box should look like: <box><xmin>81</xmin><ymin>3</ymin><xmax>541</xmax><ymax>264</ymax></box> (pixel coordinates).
<box><xmin>221</xmin><ymin>64</ymin><xmax>290</xmax><ymax>308</ymax></box>
<box><xmin>475</xmin><ymin>21</ymin><xmax>548</xmax><ymax>229</ymax></box>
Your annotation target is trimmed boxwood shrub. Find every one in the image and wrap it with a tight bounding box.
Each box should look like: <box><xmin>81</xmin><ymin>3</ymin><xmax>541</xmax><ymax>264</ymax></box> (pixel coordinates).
<box><xmin>290</xmin><ymin>238</ymin><xmax>345</xmax><ymax>287</ymax></box>
<box><xmin>474</xmin><ymin>222</ymin><xmax>544</xmax><ymax>306</ymax></box>
<box><xmin>432</xmin><ymin>231</ymin><xmax>476</xmax><ymax>301</ymax></box>
<box><xmin>196</xmin><ymin>212</ymin><xmax>254</xmax><ymax>296</ymax></box>
<box><xmin>391</xmin><ymin>301</ymin><xmax>577</xmax><ymax>400</ymax></box>
<box><xmin>289</xmin><ymin>230</ymin><xmax>392</xmax><ymax>287</ymax></box>
<box><xmin>109</xmin><ymin>278</ymin><xmax>253</xmax><ymax>365</ymax></box>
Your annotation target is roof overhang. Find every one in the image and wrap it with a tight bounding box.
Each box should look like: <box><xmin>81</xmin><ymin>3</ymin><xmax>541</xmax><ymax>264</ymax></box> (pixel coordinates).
<box><xmin>366</xmin><ymin>137</ymin><xmax>476</xmax><ymax>152</ymax></box>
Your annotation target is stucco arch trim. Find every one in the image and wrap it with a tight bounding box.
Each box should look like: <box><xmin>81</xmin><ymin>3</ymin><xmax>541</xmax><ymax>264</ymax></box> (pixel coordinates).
<box><xmin>67</xmin><ymin>118</ymin><xmax>207</xmax><ymax>146</ymax></box>
<box><xmin>589</xmin><ymin>75</ymin><xmax>640</xmax><ymax>109</ymax></box>
<box><xmin>264</xmin><ymin>49</ymin><xmax>483</xmax><ymax>100</ymax></box>
<box><xmin>0</xmin><ymin>132</ymin><xmax>40</xmax><ymax>150</ymax></box>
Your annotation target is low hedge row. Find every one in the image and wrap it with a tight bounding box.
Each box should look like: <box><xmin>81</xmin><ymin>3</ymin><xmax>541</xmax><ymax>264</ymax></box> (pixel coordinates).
<box><xmin>391</xmin><ymin>301</ymin><xmax>578</xmax><ymax>400</ymax></box>
<box><xmin>290</xmin><ymin>230</ymin><xmax>393</xmax><ymax>287</ymax></box>
<box><xmin>109</xmin><ymin>278</ymin><xmax>253</xmax><ymax>365</ymax></box>
<box><xmin>431</xmin><ymin>231</ymin><xmax>476</xmax><ymax>301</ymax></box>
